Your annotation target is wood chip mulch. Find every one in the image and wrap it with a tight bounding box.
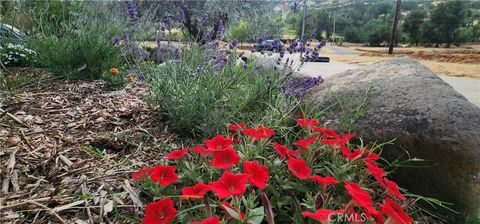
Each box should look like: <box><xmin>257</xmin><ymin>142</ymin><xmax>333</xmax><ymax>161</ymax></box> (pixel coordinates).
<box><xmin>1</xmin><ymin>80</ymin><xmax>177</xmax><ymax>223</ymax></box>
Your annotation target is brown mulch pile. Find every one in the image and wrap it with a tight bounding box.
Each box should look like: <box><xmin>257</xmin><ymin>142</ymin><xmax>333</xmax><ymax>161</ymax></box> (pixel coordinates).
<box><xmin>0</xmin><ymin>80</ymin><xmax>177</xmax><ymax>223</ymax></box>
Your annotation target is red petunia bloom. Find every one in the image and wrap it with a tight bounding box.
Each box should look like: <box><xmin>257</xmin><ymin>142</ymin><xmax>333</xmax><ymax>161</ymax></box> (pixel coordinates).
<box><xmin>193</xmin><ymin>145</ymin><xmax>212</xmax><ymax>155</ymax></box>
<box><xmin>205</xmin><ymin>135</ymin><xmax>233</xmax><ymax>152</ymax></box>
<box><xmin>165</xmin><ymin>148</ymin><xmax>189</xmax><ymax>160</ymax></box>
<box><xmin>210</xmin><ymin>148</ymin><xmax>241</xmax><ymax>170</ymax></box>
<box><xmin>344</xmin><ymin>182</ymin><xmax>379</xmax><ymax>216</ymax></box>
<box><xmin>365</xmin><ymin>160</ymin><xmax>386</xmax><ymax>186</ymax></box>
<box><xmin>180</xmin><ymin>182</ymin><xmax>210</xmax><ymax>200</ymax></box>
<box><xmin>191</xmin><ymin>216</ymin><xmax>221</xmax><ymax>224</ymax></box>
<box><xmin>302</xmin><ymin>209</ymin><xmax>343</xmax><ymax>224</ymax></box>
<box><xmin>309</xmin><ymin>175</ymin><xmax>338</xmax><ymax>186</ymax></box>
<box><xmin>132</xmin><ymin>167</ymin><xmax>153</xmax><ymax>182</ymax></box>
<box><xmin>314</xmin><ymin>127</ymin><xmax>339</xmax><ymax>138</ymax></box>
<box><xmin>220</xmin><ymin>202</ymin><xmax>246</xmax><ymax>220</ymax></box>
<box><xmin>287</xmin><ymin>149</ymin><xmax>303</xmax><ymax>158</ymax></box>
<box><xmin>243</xmin><ymin>160</ymin><xmax>269</xmax><ymax>189</ymax></box>
<box><xmin>293</xmin><ymin>136</ymin><xmax>317</xmax><ymax>150</ymax></box>
<box><xmin>150</xmin><ymin>165</ymin><xmax>178</xmax><ymax>187</ymax></box>
<box><xmin>297</xmin><ymin>118</ymin><xmax>319</xmax><ymax>129</ymax></box>
<box><xmin>380</xmin><ymin>197</ymin><xmax>412</xmax><ymax>224</ymax></box>
<box><xmin>383</xmin><ymin>178</ymin><xmax>406</xmax><ymax>201</ymax></box>
<box><xmin>142</xmin><ymin>198</ymin><xmax>176</xmax><ymax>224</ymax></box>
<box><xmin>228</xmin><ymin>123</ymin><xmax>247</xmax><ymax>132</ymax></box>
<box><xmin>273</xmin><ymin>142</ymin><xmax>289</xmax><ymax>159</ymax></box>
<box><xmin>209</xmin><ymin>172</ymin><xmax>249</xmax><ymax>199</ymax></box>
<box><xmin>242</xmin><ymin>124</ymin><xmax>275</xmax><ymax>141</ymax></box>
<box><xmin>287</xmin><ymin>158</ymin><xmax>312</xmax><ymax>179</ymax></box>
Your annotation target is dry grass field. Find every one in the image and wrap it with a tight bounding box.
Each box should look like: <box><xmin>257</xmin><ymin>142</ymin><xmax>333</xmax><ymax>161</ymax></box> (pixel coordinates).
<box><xmin>324</xmin><ymin>45</ymin><xmax>480</xmax><ymax>79</ymax></box>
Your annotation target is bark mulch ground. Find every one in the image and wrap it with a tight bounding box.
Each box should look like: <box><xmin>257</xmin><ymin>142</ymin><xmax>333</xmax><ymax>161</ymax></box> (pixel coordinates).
<box><xmin>1</xmin><ymin>79</ymin><xmax>177</xmax><ymax>223</ymax></box>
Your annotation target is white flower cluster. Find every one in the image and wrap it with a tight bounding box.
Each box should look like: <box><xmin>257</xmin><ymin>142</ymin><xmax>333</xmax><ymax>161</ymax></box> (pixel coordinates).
<box><xmin>1</xmin><ymin>43</ymin><xmax>37</xmax><ymax>66</ymax></box>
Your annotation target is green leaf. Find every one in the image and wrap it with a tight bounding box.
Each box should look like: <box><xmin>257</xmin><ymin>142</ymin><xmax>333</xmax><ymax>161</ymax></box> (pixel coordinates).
<box><xmin>223</xmin><ymin>205</ymin><xmax>242</xmax><ymax>221</ymax></box>
<box><xmin>247</xmin><ymin>206</ymin><xmax>265</xmax><ymax>224</ymax></box>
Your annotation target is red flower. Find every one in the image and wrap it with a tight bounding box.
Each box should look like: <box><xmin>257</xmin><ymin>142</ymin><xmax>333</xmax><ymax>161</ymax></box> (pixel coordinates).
<box><xmin>365</xmin><ymin>160</ymin><xmax>385</xmax><ymax>186</ymax></box>
<box><xmin>344</xmin><ymin>182</ymin><xmax>379</xmax><ymax>216</ymax></box>
<box><xmin>243</xmin><ymin>124</ymin><xmax>275</xmax><ymax>141</ymax></box>
<box><xmin>191</xmin><ymin>216</ymin><xmax>221</xmax><ymax>224</ymax></box>
<box><xmin>142</xmin><ymin>198</ymin><xmax>176</xmax><ymax>224</ymax></box>
<box><xmin>180</xmin><ymin>182</ymin><xmax>210</xmax><ymax>200</ymax></box>
<box><xmin>309</xmin><ymin>175</ymin><xmax>338</xmax><ymax>186</ymax></box>
<box><xmin>205</xmin><ymin>135</ymin><xmax>233</xmax><ymax>152</ymax></box>
<box><xmin>302</xmin><ymin>209</ymin><xmax>343</xmax><ymax>224</ymax></box>
<box><xmin>193</xmin><ymin>145</ymin><xmax>212</xmax><ymax>155</ymax></box>
<box><xmin>273</xmin><ymin>142</ymin><xmax>289</xmax><ymax>159</ymax></box>
<box><xmin>165</xmin><ymin>148</ymin><xmax>188</xmax><ymax>160</ymax></box>
<box><xmin>293</xmin><ymin>136</ymin><xmax>317</xmax><ymax>150</ymax></box>
<box><xmin>383</xmin><ymin>178</ymin><xmax>406</xmax><ymax>201</ymax></box>
<box><xmin>150</xmin><ymin>165</ymin><xmax>178</xmax><ymax>187</ymax></box>
<box><xmin>220</xmin><ymin>202</ymin><xmax>246</xmax><ymax>220</ymax></box>
<box><xmin>287</xmin><ymin>158</ymin><xmax>312</xmax><ymax>179</ymax></box>
<box><xmin>297</xmin><ymin>118</ymin><xmax>319</xmax><ymax>129</ymax></box>
<box><xmin>243</xmin><ymin>160</ymin><xmax>269</xmax><ymax>189</ymax></box>
<box><xmin>345</xmin><ymin>148</ymin><xmax>363</xmax><ymax>161</ymax></box>
<box><xmin>314</xmin><ymin>127</ymin><xmax>339</xmax><ymax>138</ymax></box>
<box><xmin>132</xmin><ymin>167</ymin><xmax>153</xmax><ymax>182</ymax></box>
<box><xmin>364</xmin><ymin>151</ymin><xmax>380</xmax><ymax>161</ymax></box>
<box><xmin>228</xmin><ymin>123</ymin><xmax>246</xmax><ymax>131</ymax></box>
<box><xmin>287</xmin><ymin>149</ymin><xmax>303</xmax><ymax>158</ymax></box>
<box><xmin>209</xmin><ymin>172</ymin><xmax>249</xmax><ymax>199</ymax></box>
<box><xmin>380</xmin><ymin>198</ymin><xmax>412</xmax><ymax>224</ymax></box>
<box><xmin>210</xmin><ymin>148</ymin><xmax>241</xmax><ymax>170</ymax></box>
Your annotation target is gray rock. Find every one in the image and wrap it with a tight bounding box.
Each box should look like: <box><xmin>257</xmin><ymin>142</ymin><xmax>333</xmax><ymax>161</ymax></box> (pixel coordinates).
<box><xmin>254</xmin><ymin>56</ymin><xmax>293</xmax><ymax>75</ymax></box>
<box><xmin>305</xmin><ymin>56</ymin><xmax>480</xmax><ymax>217</ymax></box>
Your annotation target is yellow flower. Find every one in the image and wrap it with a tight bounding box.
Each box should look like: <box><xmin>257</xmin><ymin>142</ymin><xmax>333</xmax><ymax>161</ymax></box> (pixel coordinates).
<box><xmin>110</xmin><ymin>68</ymin><xmax>119</xmax><ymax>74</ymax></box>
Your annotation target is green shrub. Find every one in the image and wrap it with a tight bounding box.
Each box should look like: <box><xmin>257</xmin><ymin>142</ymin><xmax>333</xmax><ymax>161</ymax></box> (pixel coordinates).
<box><xmin>31</xmin><ymin>29</ymin><xmax>122</xmax><ymax>80</ymax></box>
<box><xmin>147</xmin><ymin>44</ymin><xmax>283</xmax><ymax>139</ymax></box>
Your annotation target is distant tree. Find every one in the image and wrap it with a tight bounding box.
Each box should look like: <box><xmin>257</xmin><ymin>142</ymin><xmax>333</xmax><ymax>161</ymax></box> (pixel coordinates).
<box><xmin>402</xmin><ymin>9</ymin><xmax>426</xmax><ymax>46</ymax></box>
<box><xmin>364</xmin><ymin>16</ymin><xmax>391</xmax><ymax>46</ymax></box>
<box><xmin>343</xmin><ymin>25</ymin><xmax>366</xmax><ymax>43</ymax></box>
<box><xmin>419</xmin><ymin>20</ymin><xmax>442</xmax><ymax>47</ymax></box>
<box><xmin>229</xmin><ymin>19</ymin><xmax>249</xmax><ymax>45</ymax></box>
<box><xmin>246</xmin><ymin>16</ymin><xmax>283</xmax><ymax>41</ymax></box>
<box><xmin>430</xmin><ymin>0</ymin><xmax>468</xmax><ymax>47</ymax></box>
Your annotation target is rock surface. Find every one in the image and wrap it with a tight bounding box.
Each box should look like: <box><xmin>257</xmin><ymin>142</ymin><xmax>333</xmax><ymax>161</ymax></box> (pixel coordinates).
<box><xmin>305</xmin><ymin>57</ymin><xmax>480</xmax><ymax>217</ymax></box>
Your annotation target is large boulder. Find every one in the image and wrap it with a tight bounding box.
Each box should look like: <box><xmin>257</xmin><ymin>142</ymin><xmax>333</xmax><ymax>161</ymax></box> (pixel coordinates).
<box><xmin>305</xmin><ymin>57</ymin><xmax>480</xmax><ymax>218</ymax></box>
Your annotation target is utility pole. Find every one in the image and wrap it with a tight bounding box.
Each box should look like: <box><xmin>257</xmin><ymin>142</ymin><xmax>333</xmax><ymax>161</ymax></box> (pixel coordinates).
<box><xmin>388</xmin><ymin>0</ymin><xmax>401</xmax><ymax>54</ymax></box>
<box><xmin>300</xmin><ymin>0</ymin><xmax>308</xmax><ymax>58</ymax></box>
<box><xmin>332</xmin><ymin>11</ymin><xmax>336</xmax><ymax>46</ymax></box>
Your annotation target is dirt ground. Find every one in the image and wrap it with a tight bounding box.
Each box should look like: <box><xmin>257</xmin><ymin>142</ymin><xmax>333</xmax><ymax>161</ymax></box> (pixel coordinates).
<box><xmin>323</xmin><ymin>45</ymin><xmax>480</xmax><ymax>79</ymax></box>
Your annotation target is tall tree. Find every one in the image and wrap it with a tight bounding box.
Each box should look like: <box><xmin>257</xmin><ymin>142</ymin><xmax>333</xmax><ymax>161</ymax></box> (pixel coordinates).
<box><xmin>402</xmin><ymin>9</ymin><xmax>426</xmax><ymax>46</ymax></box>
<box><xmin>430</xmin><ymin>0</ymin><xmax>468</xmax><ymax>47</ymax></box>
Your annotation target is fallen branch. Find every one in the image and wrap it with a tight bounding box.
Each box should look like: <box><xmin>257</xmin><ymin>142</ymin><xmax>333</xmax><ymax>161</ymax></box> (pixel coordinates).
<box><xmin>0</xmin><ymin>108</ymin><xmax>29</xmax><ymax>128</ymax></box>
<box><xmin>27</xmin><ymin>200</ymin><xmax>67</xmax><ymax>224</ymax></box>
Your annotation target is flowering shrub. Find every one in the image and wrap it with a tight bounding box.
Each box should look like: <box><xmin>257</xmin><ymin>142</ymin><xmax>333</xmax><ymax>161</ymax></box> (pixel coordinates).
<box><xmin>0</xmin><ymin>43</ymin><xmax>37</xmax><ymax>67</ymax></box>
<box><xmin>132</xmin><ymin>117</ymin><xmax>414</xmax><ymax>223</ymax></box>
<box><xmin>147</xmin><ymin>44</ymin><xmax>283</xmax><ymax>138</ymax></box>
<box><xmin>102</xmin><ymin>67</ymin><xmax>135</xmax><ymax>90</ymax></box>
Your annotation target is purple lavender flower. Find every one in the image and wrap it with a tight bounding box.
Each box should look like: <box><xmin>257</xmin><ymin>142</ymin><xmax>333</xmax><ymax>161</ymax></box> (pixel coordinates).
<box><xmin>217</xmin><ymin>19</ymin><xmax>224</xmax><ymax>36</ymax></box>
<box><xmin>125</xmin><ymin>0</ymin><xmax>139</xmax><ymax>24</ymax></box>
<box><xmin>279</xmin><ymin>48</ymin><xmax>285</xmax><ymax>58</ymax></box>
<box><xmin>156</xmin><ymin>30</ymin><xmax>162</xmax><ymax>48</ymax></box>
<box><xmin>174</xmin><ymin>48</ymin><xmax>180</xmax><ymax>60</ymax></box>
<box><xmin>124</xmin><ymin>34</ymin><xmax>130</xmax><ymax>44</ymax></box>
<box><xmin>201</xmin><ymin>13</ymin><xmax>208</xmax><ymax>23</ymax></box>
<box><xmin>255</xmin><ymin>36</ymin><xmax>266</xmax><ymax>44</ymax></box>
<box><xmin>165</xmin><ymin>16</ymin><xmax>173</xmax><ymax>30</ymax></box>
<box><xmin>243</xmin><ymin>63</ymin><xmax>248</xmax><ymax>68</ymax></box>
<box><xmin>310</xmin><ymin>28</ymin><xmax>317</xmax><ymax>39</ymax></box>
<box><xmin>114</xmin><ymin>36</ymin><xmax>121</xmax><ymax>45</ymax></box>
<box><xmin>178</xmin><ymin>8</ymin><xmax>185</xmax><ymax>23</ymax></box>
<box><xmin>230</xmin><ymin>39</ymin><xmax>238</xmax><ymax>49</ymax></box>
<box><xmin>282</xmin><ymin>76</ymin><xmax>324</xmax><ymax>100</ymax></box>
